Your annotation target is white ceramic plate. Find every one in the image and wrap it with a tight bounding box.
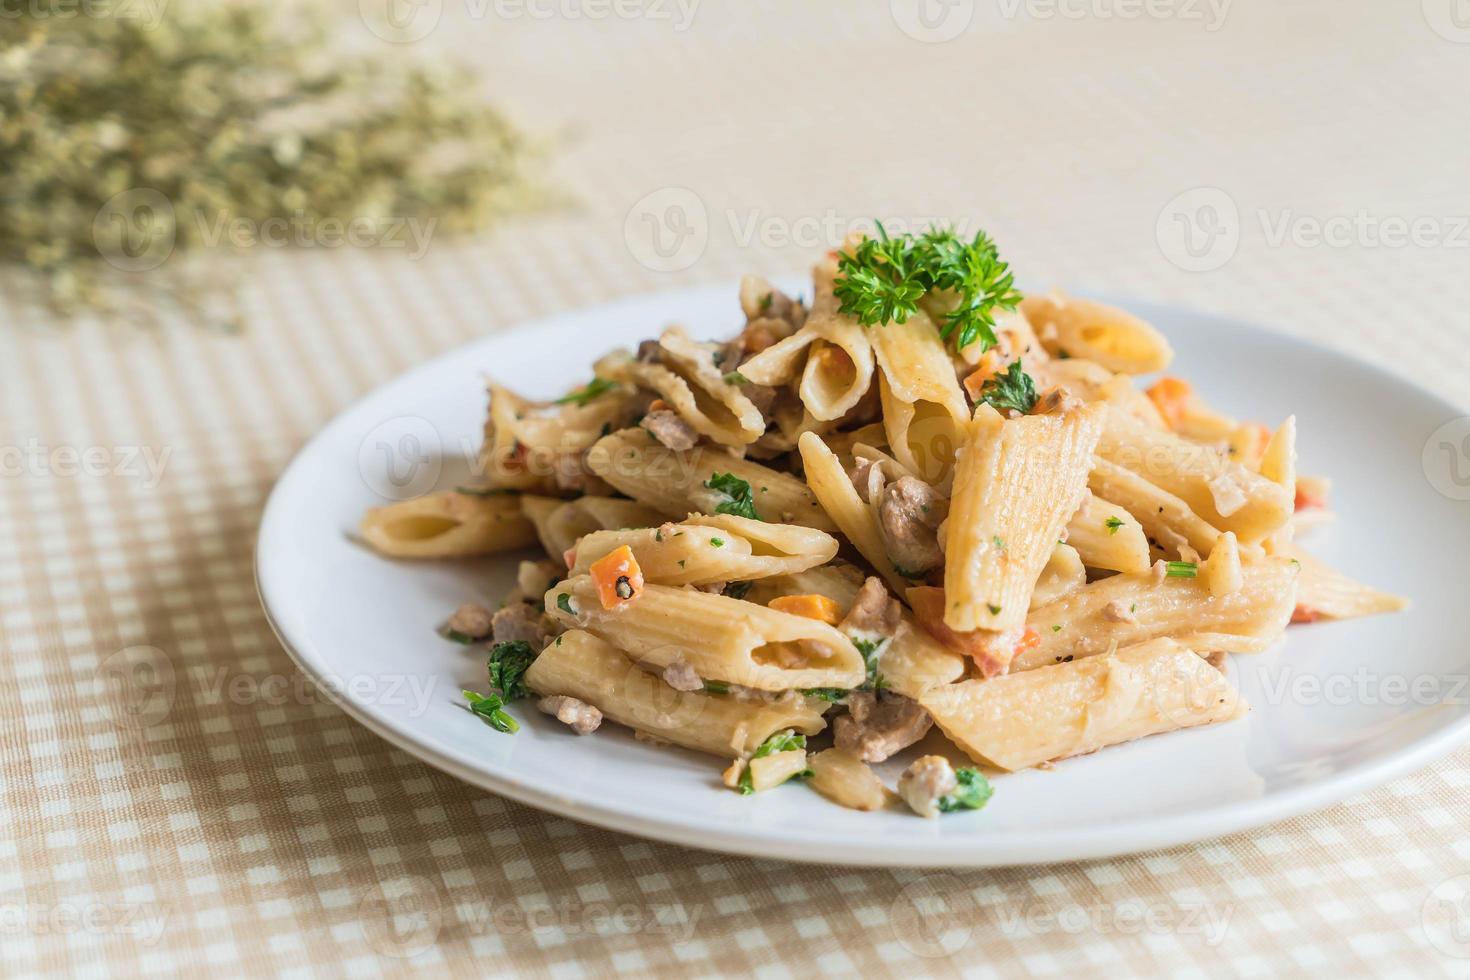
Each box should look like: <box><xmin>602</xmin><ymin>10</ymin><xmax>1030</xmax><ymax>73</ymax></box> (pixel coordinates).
<box><xmin>257</xmin><ymin>282</ymin><xmax>1470</xmax><ymax>867</ymax></box>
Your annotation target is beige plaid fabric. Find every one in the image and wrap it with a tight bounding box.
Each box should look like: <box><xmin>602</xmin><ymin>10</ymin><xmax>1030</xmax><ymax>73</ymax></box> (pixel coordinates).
<box><xmin>3</xmin><ymin>1</ymin><xmax>1468</xmax><ymax>975</ymax></box>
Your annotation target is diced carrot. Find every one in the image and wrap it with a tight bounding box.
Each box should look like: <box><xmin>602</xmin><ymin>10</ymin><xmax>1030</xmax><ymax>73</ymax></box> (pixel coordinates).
<box><xmin>1291</xmin><ymin>604</ymin><xmax>1321</xmax><ymax>624</ymax></box>
<box><xmin>768</xmin><ymin>594</ymin><xmax>842</xmax><ymax>626</ymax></box>
<box><xmin>1146</xmin><ymin>377</ymin><xmax>1193</xmax><ymax>429</ymax></box>
<box><xmin>1015</xmin><ymin>626</ymin><xmax>1041</xmax><ymax>655</ymax></box>
<box><xmin>1295</xmin><ymin>486</ymin><xmax>1327</xmax><ymax>511</ymax></box>
<box><xmin>906</xmin><ymin>586</ymin><xmax>1010</xmax><ymax>677</ymax></box>
<box><xmin>589</xmin><ymin>545</ymin><xmax>644</xmax><ymax>610</ymax></box>
<box><xmin>961</xmin><ymin>349</ymin><xmax>1003</xmax><ymax>401</ymax></box>
<box><xmin>648</xmin><ymin>398</ymin><xmax>672</xmax><ymax>413</ymax></box>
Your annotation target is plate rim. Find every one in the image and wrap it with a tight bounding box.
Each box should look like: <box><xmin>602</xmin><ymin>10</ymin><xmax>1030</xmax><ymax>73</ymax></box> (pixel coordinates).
<box><xmin>255</xmin><ymin>280</ymin><xmax>1470</xmax><ymax>868</ymax></box>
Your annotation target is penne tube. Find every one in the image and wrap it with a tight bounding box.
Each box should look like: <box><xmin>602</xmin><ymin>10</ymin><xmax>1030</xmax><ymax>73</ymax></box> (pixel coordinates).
<box><xmin>1021</xmin><ymin>292</ymin><xmax>1174</xmax><ymax>374</ymax></box>
<box><xmin>524</xmin><ymin>631</ymin><xmax>827</xmax><ymax>757</ymax></box>
<box><xmin>568</xmin><ymin>516</ymin><xmax>838</xmax><ymax>585</ymax></box>
<box><xmin>528</xmin><ymin>494</ymin><xmax>665</xmax><ymax>563</ymax></box>
<box><xmin>1016</xmin><ymin>556</ymin><xmax>1299</xmax><ymax>671</ymax></box>
<box><xmin>1065</xmin><ymin>493</ymin><xmax>1151</xmax><ymax>574</ymax></box>
<box><xmin>360</xmin><ymin>490</ymin><xmax>537</xmax><ymax>558</ymax></box>
<box><xmin>481</xmin><ymin>383</ymin><xmax>628</xmax><ymax>493</ymax></box>
<box><xmin>944</xmin><ymin>403</ymin><xmax>1105</xmax><ymax>634</ymax></box>
<box><xmin>797</xmin><ymin>430</ymin><xmax>913</xmax><ymax>596</ymax></box>
<box><xmin>878</xmin><ymin>371</ymin><xmax>963</xmax><ymax>486</ymax></box>
<box><xmin>1032</xmin><ymin>543</ymin><xmax>1086</xmax><ymax>608</ymax></box>
<box><xmin>922</xmin><ymin>638</ymin><xmax>1245</xmax><ymax>771</ymax></box>
<box><xmin>587</xmin><ymin>428</ymin><xmax>836</xmax><ymax>531</ymax></box>
<box><xmin>1089</xmin><ymin>458</ymin><xmax>1221</xmax><ymax>559</ymax></box>
<box><xmin>866</xmin><ymin>310</ymin><xmax>968</xmax><ymax>422</ymax></box>
<box><xmin>1289</xmin><ymin>547</ymin><xmax>1408</xmax><ymax>621</ymax></box>
<box><xmin>545</xmin><ymin>576</ymin><xmax>865</xmax><ymax>691</ymax></box>
<box><xmin>1097</xmin><ymin>408</ymin><xmax>1293</xmax><ymax>544</ymax></box>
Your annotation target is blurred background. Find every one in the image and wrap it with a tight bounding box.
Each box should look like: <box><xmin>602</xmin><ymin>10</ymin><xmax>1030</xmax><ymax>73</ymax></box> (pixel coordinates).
<box><xmin>2</xmin><ymin>1</ymin><xmax>1467</xmax><ymax>975</ymax></box>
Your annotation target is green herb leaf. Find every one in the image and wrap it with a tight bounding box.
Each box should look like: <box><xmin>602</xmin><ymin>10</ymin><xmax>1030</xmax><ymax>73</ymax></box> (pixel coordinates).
<box><xmin>722</xmin><ymin>371</ymin><xmax>749</xmax><ymax>386</ymax></box>
<box><xmin>444</xmin><ymin>629</ymin><xmax>478</xmax><ymax>645</ymax></box>
<box><xmin>1166</xmin><ymin>561</ymin><xmax>1199</xmax><ymax>578</ymax></box>
<box><xmin>463</xmin><ymin>690</ymin><xmax>518</xmax><ymax>734</ymax></box>
<box><xmin>487</xmin><ymin>641</ymin><xmax>537</xmax><ymax>701</ymax></box>
<box><xmin>1104</xmin><ymin>516</ymin><xmax>1125</xmax><ymax>535</ymax></box>
<box><xmin>703</xmin><ymin>472</ymin><xmax>760</xmax><ymax>521</ymax></box>
<box><xmin>799</xmin><ymin>688</ymin><xmax>848</xmax><ymax>703</ymax></box>
<box><xmin>852</xmin><ymin>636</ymin><xmax>888</xmax><ymax>691</ymax></box>
<box><xmin>710</xmin><ymin>537</ymin><xmax>725</xmax><ymax>548</ymax></box>
<box><xmin>936</xmin><ymin>768</ymin><xmax>993</xmax><ymax>813</ymax></box>
<box><xmin>978</xmin><ymin>360</ymin><xmax>1037</xmax><ymax>415</ymax></box>
<box><xmin>556</xmin><ymin>593</ymin><xmax>575</xmax><ymax>615</ymax></box>
<box><xmin>738</xmin><ymin>729</ymin><xmax>808</xmax><ymax>795</ymax></box>
<box><xmin>555</xmin><ymin>377</ymin><xmax>617</xmax><ymax>407</ymax></box>
<box><xmin>721</xmin><ymin>581</ymin><xmax>753</xmax><ymax>600</ymax></box>
<box><xmin>703</xmin><ymin>680</ymin><xmax>730</xmax><ymax>695</ymax></box>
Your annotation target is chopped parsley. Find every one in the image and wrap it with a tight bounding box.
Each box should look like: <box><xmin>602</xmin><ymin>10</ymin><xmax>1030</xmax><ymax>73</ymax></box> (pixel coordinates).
<box><xmin>799</xmin><ymin>688</ymin><xmax>848</xmax><ymax>703</ymax></box>
<box><xmin>463</xmin><ymin>690</ymin><xmax>518</xmax><ymax>733</ymax></box>
<box><xmin>556</xmin><ymin>593</ymin><xmax>575</xmax><ymax>615</ymax></box>
<box><xmin>703</xmin><ymin>472</ymin><xmax>761</xmax><ymax>521</ymax></box>
<box><xmin>1104</xmin><ymin>516</ymin><xmax>1125</xmax><ymax>535</ymax></box>
<box><xmin>1165</xmin><ymin>561</ymin><xmax>1199</xmax><ymax>578</ymax></box>
<box><xmin>555</xmin><ymin>377</ymin><xmax>616</xmax><ymax>407</ymax></box>
<box><xmin>832</xmin><ymin>223</ymin><xmax>1021</xmax><ymax>353</ymax></box>
<box><xmin>978</xmin><ymin>360</ymin><xmax>1037</xmax><ymax>415</ymax></box>
<box><xmin>1051</xmin><ymin>624</ymin><xmax>1062</xmax><ymax>632</ymax></box>
<box><xmin>710</xmin><ymin>537</ymin><xmax>725</xmax><ymax>548</ymax></box>
<box><xmin>722</xmin><ymin>371</ymin><xmax>749</xmax><ymax>386</ymax></box>
<box><xmin>759</xmin><ymin>291</ymin><xmax>773</xmax><ymax>312</ymax></box>
<box><xmin>453</xmin><ymin>486</ymin><xmax>516</xmax><ymax>498</ymax></box>
<box><xmin>852</xmin><ymin>637</ymin><xmax>888</xmax><ymax>691</ymax></box>
<box><xmin>738</xmin><ymin>729</ymin><xmax>807</xmax><ymax>795</ymax></box>
<box><xmin>703</xmin><ymin>680</ymin><xmax>730</xmax><ymax>695</ymax></box>
<box><xmin>722</xmin><ymin>581</ymin><xmax>753</xmax><ymax>600</ymax></box>
<box><xmin>936</xmin><ymin>768</ymin><xmax>993</xmax><ymax>813</ymax></box>
<box><xmin>487</xmin><ymin>641</ymin><xmax>537</xmax><ymax>701</ymax></box>
<box><xmin>987</xmin><ymin>604</ymin><xmax>1002</xmax><ymax>616</ymax></box>
<box><xmin>444</xmin><ymin>628</ymin><xmax>478</xmax><ymax>645</ymax></box>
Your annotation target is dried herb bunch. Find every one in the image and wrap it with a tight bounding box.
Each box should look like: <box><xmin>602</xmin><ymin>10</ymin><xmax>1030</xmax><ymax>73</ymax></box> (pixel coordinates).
<box><xmin>0</xmin><ymin>2</ymin><xmax>541</xmax><ymax>317</ymax></box>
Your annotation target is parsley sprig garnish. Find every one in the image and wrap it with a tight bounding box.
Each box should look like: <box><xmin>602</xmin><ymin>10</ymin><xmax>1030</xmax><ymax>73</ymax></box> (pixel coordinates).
<box><xmin>703</xmin><ymin>472</ymin><xmax>760</xmax><ymax>521</ymax></box>
<box><xmin>463</xmin><ymin>690</ymin><xmax>518</xmax><ymax>733</ymax></box>
<box><xmin>487</xmin><ymin>641</ymin><xmax>538</xmax><ymax>702</ymax></box>
<box><xmin>978</xmin><ymin>360</ymin><xmax>1037</xmax><ymax>415</ymax></box>
<box><xmin>833</xmin><ymin>223</ymin><xmax>1022</xmax><ymax>353</ymax></box>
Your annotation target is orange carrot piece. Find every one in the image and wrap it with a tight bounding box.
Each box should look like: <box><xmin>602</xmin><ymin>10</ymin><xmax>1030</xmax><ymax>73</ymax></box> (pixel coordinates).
<box><xmin>1295</xmin><ymin>486</ymin><xmax>1327</xmax><ymax>512</ymax></box>
<box><xmin>768</xmin><ymin>594</ymin><xmax>842</xmax><ymax>626</ymax></box>
<box><xmin>961</xmin><ymin>349</ymin><xmax>1003</xmax><ymax>401</ymax></box>
<box><xmin>1145</xmin><ymin>377</ymin><xmax>1193</xmax><ymax>429</ymax></box>
<box><xmin>647</xmin><ymin>398</ymin><xmax>672</xmax><ymax>413</ymax></box>
<box><xmin>906</xmin><ymin>586</ymin><xmax>1010</xmax><ymax>677</ymax></box>
<box><xmin>589</xmin><ymin>545</ymin><xmax>644</xmax><ymax>610</ymax></box>
<box><xmin>1014</xmin><ymin>626</ymin><xmax>1041</xmax><ymax>655</ymax></box>
<box><xmin>1291</xmin><ymin>604</ymin><xmax>1321</xmax><ymax>624</ymax></box>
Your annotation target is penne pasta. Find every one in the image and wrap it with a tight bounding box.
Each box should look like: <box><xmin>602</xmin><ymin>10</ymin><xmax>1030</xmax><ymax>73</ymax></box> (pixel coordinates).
<box><xmin>568</xmin><ymin>516</ymin><xmax>838</xmax><ymax>585</ymax></box>
<box><xmin>587</xmin><ymin>427</ymin><xmax>837</xmax><ymax>531</ymax></box>
<box><xmin>1289</xmin><ymin>546</ymin><xmax>1408</xmax><ymax>621</ymax></box>
<box><xmin>797</xmin><ymin>430</ymin><xmax>912</xmax><ymax>596</ymax></box>
<box><xmin>524</xmin><ymin>631</ymin><xmax>827</xmax><ymax>756</ymax></box>
<box><xmin>1022</xmin><ymin>291</ymin><xmax>1174</xmax><ymax>374</ymax></box>
<box><xmin>1088</xmin><ymin>458</ymin><xmax>1222</xmax><ymax>559</ymax></box>
<box><xmin>1065</xmin><ymin>492</ymin><xmax>1151</xmax><ymax>575</ymax></box>
<box><xmin>922</xmin><ymin>637</ymin><xmax>1245</xmax><ymax>771</ymax></box>
<box><xmin>360</xmin><ymin>490</ymin><xmax>537</xmax><ymax>558</ymax></box>
<box><xmin>1017</xmin><ymin>555</ymin><xmax>1299</xmax><ymax>671</ymax></box>
<box><xmin>545</xmin><ymin>575</ymin><xmax>866</xmax><ymax>691</ymax></box>
<box><xmin>944</xmin><ymin>403</ymin><xmax>1105</xmax><ymax>635</ymax></box>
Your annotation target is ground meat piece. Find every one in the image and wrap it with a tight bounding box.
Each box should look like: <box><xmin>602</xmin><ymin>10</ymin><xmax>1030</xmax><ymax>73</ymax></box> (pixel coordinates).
<box><xmin>833</xmin><ymin>691</ymin><xmax>933</xmax><ymax>763</ymax></box>
<box><xmin>491</xmin><ymin>603</ymin><xmax>551</xmax><ymax>648</ymax></box>
<box><xmin>551</xmin><ymin>453</ymin><xmax>591</xmax><ymax>493</ymax></box>
<box><xmin>878</xmin><ymin>476</ymin><xmax>946</xmax><ymax>574</ymax></box>
<box><xmin>847</xmin><ymin>458</ymin><xmax>880</xmax><ymax>504</ymax></box>
<box><xmin>738</xmin><ymin>382</ymin><xmax>778</xmax><ymax>416</ymax></box>
<box><xmin>738</xmin><ymin>276</ymin><xmax>805</xmax><ymax>328</ymax></box>
<box><xmin>1102</xmin><ymin>599</ymin><xmax>1138</xmax><ymax>624</ymax></box>
<box><xmin>537</xmin><ymin>695</ymin><xmax>602</xmax><ymax>735</ymax></box>
<box><xmin>899</xmin><ymin>755</ymin><xmax>958</xmax><ymax>818</ymax></box>
<box><xmin>447</xmin><ymin>603</ymin><xmax>494</xmax><ymax>639</ymax></box>
<box><xmin>839</xmin><ymin>577</ymin><xmax>901</xmax><ymax>638</ymax></box>
<box><xmin>635</xmin><ymin>339</ymin><xmax>663</xmax><ymax>363</ymax></box>
<box><xmin>640</xmin><ymin>409</ymin><xmax>699</xmax><ymax>451</ymax></box>
<box><xmin>662</xmin><ymin>659</ymin><xmax>703</xmax><ymax>692</ymax></box>
<box><xmin>1033</xmin><ymin>385</ymin><xmax>1081</xmax><ymax>416</ymax></box>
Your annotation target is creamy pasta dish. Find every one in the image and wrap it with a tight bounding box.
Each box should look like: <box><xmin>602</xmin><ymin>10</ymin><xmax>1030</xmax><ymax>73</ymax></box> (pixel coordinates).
<box><xmin>360</xmin><ymin>226</ymin><xmax>1405</xmax><ymax>817</ymax></box>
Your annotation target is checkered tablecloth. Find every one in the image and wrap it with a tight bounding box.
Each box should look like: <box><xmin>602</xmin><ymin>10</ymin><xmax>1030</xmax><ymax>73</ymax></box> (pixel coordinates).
<box><xmin>3</xmin><ymin>1</ymin><xmax>1469</xmax><ymax>975</ymax></box>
